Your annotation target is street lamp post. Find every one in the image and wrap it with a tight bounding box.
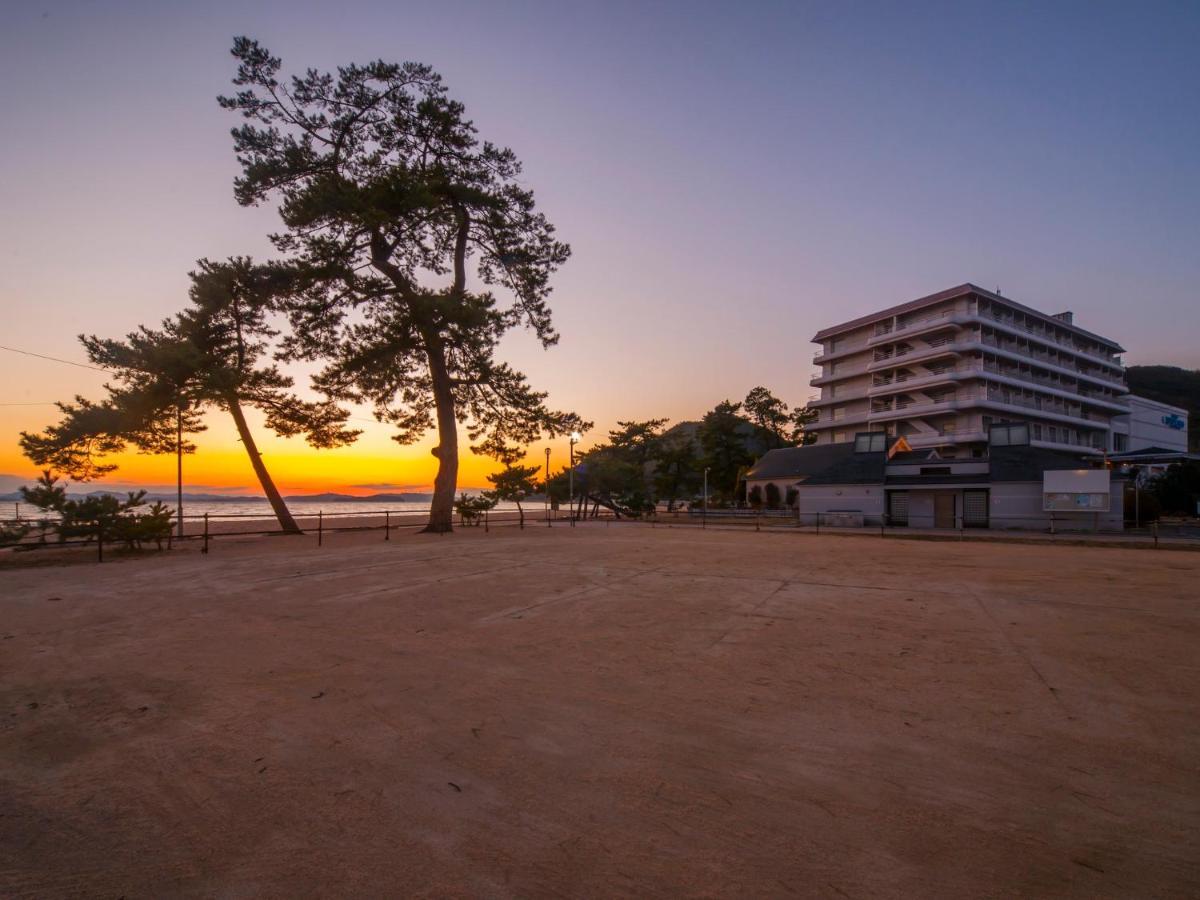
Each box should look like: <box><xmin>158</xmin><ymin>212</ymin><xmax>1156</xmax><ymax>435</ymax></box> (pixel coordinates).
<box><xmin>703</xmin><ymin>467</ymin><xmax>710</xmax><ymax>529</ymax></box>
<box><xmin>544</xmin><ymin>446</ymin><xmax>551</xmax><ymax>527</ymax></box>
<box><xmin>569</xmin><ymin>431</ymin><xmax>581</xmax><ymax>526</ymax></box>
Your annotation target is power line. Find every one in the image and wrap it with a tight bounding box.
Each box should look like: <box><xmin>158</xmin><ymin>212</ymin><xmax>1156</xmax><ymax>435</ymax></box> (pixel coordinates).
<box><xmin>0</xmin><ymin>343</ymin><xmax>386</xmax><ymax>426</ymax></box>
<box><xmin>0</xmin><ymin>344</ymin><xmax>107</xmax><ymax>372</ymax></box>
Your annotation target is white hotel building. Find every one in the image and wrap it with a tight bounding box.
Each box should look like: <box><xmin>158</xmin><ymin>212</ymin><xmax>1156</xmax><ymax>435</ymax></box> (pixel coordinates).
<box><xmin>808</xmin><ymin>283</ymin><xmax>1131</xmax><ymax>456</ymax></box>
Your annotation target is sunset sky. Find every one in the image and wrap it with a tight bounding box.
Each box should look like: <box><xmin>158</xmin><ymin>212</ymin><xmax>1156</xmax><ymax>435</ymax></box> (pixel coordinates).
<box><xmin>2</xmin><ymin>1</ymin><xmax>1197</xmax><ymax>496</ymax></box>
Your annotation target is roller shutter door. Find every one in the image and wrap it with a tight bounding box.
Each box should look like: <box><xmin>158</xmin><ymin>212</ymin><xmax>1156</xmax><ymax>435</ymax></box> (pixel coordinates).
<box><xmin>888</xmin><ymin>491</ymin><xmax>909</xmax><ymax>526</ymax></box>
<box><xmin>963</xmin><ymin>490</ymin><xmax>989</xmax><ymax>527</ymax></box>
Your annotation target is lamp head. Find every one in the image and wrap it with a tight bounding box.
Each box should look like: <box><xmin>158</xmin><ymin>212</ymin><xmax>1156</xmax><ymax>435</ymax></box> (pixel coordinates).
<box><xmin>570</xmin><ymin>431</ymin><xmax>582</xmax><ymax>442</ymax></box>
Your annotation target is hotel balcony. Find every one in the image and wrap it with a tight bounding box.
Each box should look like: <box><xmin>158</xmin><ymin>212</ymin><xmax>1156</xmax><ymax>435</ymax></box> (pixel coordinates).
<box><xmin>977</xmin><ymin>308</ymin><xmax>1123</xmax><ymax>369</ymax></box>
<box><xmin>809</xmin><ymin>363</ymin><xmax>872</xmax><ymax>387</ymax></box>
<box><xmin>808</xmin><ymin>385</ymin><xmax>871</xmax><ymax>407</ymax></box>
<box><xmin>864</xmin><ymin>388</ymin><xmax>1113</xmax><ymax>433</ymax></box>
<box><xmin>863</xmin><ymin>335</ymin><xmax>1126</xmax><ymax>391</ymax></box>
<box><xmin>866</xmin><ymin>309</ymin><xmax>974</xmax><ymax>346</ymax></box>
<box><xmin>866</xmin><ymin>335</ymin><xmax>964</xmax><ymax>372</ymax></box>
<box><xmin>812</xmin><ymin>342</ymin><xmax>872</xmax><ymax>366</ymax></box>
<box><xmin>866</xmin><ymin>361</ymin><xmax>1129</xmax><ymax>413</ymax></box>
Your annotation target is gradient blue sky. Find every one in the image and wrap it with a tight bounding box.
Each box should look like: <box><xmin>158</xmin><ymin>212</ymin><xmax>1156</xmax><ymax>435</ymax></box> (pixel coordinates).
<box><xmin>1</xmin><ymin>0</ymin><xmax>1197</xmax><ymax>490</ymax></box>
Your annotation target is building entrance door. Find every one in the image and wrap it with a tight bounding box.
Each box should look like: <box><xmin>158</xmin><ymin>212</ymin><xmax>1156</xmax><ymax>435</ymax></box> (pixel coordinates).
<box><xmin>934</xmin><ymin>493</ymin><xmax>956</xmax><ymax>528</ymax></box>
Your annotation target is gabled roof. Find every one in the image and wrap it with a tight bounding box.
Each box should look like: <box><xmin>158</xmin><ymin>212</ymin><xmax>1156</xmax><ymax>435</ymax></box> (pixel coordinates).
<box><xmin>800</xmin><ymin>448</ymin><xmax>888</xmax><ymax>485</ymax></box>
<box><xmin>746</xmin><ymin>444</ymin><xmax>888</xmax><ymax>485</ymax></box>
<box><xmin>744</xmin><ymin>444</ymin><xmax>858</xmax><ymax>481</ymax></box>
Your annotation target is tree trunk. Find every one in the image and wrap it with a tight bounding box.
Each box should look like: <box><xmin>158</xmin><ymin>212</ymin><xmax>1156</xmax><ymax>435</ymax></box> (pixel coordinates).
<box><xmin>422</xmin><ymin>341</ymin><xmax>458</xmax><ymax>534</ymax></box>
<box><xmin>176</xmin><ymin>406</ymin><xmax>184</xmax><ymax>540</ymax></box>
<box><xmin>226</xmin><ymin>396</ymin><xmax>303</xmax><ymax>534</ymax></box>
<box><xmin>516</xmin><ymin>499</ymin><xmax>524</xmax><ymax>529</ymax></box>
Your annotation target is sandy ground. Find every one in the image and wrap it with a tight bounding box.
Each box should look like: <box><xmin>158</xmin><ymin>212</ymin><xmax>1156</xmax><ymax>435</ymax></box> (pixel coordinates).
<box><xmin>1</xmin><ymin>525</ymin><xmax>1197</xmax><ymax>898</ymax></box>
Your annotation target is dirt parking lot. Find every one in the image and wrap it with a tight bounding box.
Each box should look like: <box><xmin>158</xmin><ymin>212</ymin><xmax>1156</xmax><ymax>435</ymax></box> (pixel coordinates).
<box><xmin>2</xmin><ymin>525</ymin><xmax>1197</xmax><ymax>897</ymax></box>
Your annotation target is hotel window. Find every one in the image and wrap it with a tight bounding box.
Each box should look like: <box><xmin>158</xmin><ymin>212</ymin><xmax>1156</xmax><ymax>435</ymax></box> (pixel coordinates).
<box><xmin>854</xmin><ymin>432</ymin><xmax>887</xmax><ymax>453</ymax></box>
<box><xmin>834</xmin><ymin>431</ymin><xmax>848</xmax><ymax>443</ymax></box>
<box><xmin>1032</xmin><ymin>423</ymin><xmax>1042</xmax><ymax>440</ymax></box>
<box><xmin>832</xmin><ymin>407</ymin><xmax>845</xmax><ymax>421</ymax></box>
<box><xmin>1113</xmin><ymin>433</ymin><xmax>1128</xmax><ymax>452</ymax></box>
<box><xmin>989</xmin><ymin>422</ymin><xmax>1030</xmax><ymax>446</ymax></box>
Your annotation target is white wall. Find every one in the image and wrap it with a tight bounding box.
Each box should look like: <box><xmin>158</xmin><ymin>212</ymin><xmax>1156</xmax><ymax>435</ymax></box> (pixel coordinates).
<box><xmin>793</xmin><ymin>484</ymin><xmax>884</xmax><ymax>524</ymax></box>
<box><xmin>1112</xmin><ymin>395</ymin><xmax>1189</xmax><ymax>452</ymax></box>
<box><xmin>991</xmin><ymin>481</ymin><xmax>1125</xmax><ymax>531</ymax></box>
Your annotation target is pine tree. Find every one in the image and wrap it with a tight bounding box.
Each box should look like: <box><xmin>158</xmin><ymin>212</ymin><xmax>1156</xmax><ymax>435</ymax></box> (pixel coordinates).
<box><xmin>22</xmin><ymin>258</ymin><xmax>359</xmax><ymax>535</ymax></box>
<box><xmin>218</xmin><ymin>38</ymin><xmax>585</xmax><ymax>532</ymax></box>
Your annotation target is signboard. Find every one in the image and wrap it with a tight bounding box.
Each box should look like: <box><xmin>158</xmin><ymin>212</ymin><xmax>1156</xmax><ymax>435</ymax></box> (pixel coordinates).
<box><xmin>1162</xmin><ymin>413</ymin><xmax>1186</xmax><ymax>431</ymax></box>
<box><xmin>1043</xmin><ymin>469</ymin><xmax>1110</xmax><ymax>512</ymax></box>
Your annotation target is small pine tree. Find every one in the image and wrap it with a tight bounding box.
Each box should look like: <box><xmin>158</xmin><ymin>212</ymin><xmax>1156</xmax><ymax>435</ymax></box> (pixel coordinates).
<box><xmin>454</xmin><ymin>492</ymin><xmax>495</xmax><ymax>527</ymax></box>
<box><xmin>20</xmin><ymin>471</ymin><xmax>174</xmax><ymax>552</ymax></box>
<box><xmin>485</xmin><ymin>463</ymin><xmax>541</xmax><ymax>529</ymax></box>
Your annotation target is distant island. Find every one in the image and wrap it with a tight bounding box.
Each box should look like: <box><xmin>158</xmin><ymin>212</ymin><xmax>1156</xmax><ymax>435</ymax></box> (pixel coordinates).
<box><xmin>1</xmin><ymin>490</ymin><xmax>441</xmax><ymax>504</ymax></box>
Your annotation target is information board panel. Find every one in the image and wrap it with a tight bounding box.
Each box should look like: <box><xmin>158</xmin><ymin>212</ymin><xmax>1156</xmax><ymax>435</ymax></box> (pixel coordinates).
<box><xmin>1043</xmin><ymin>469</ymin><xmax>1110</xmax><ymax>512</ymax></box>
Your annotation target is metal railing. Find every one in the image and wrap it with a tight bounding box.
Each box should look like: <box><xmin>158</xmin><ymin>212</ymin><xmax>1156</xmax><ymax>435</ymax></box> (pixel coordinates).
<box><xmin>656</xmin><ymin>508</ymin><xmax>1196</xmax><ymax>547</ymax></box>
<box><xmin>0</xmin><ymin>506</ymin><xmax>611</xmax><ymax>563</ymax></box>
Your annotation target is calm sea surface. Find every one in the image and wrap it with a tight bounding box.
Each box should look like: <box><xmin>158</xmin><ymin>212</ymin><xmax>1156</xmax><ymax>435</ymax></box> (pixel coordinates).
<box><xmin>11</xmin><ymin>498</ymin><xmax>526</xmax><ymax>522</ymax></box>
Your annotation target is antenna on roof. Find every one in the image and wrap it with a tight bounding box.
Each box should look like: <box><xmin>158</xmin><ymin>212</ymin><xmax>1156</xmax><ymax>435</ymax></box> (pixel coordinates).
<box><xmin>995</xmin><ymin>285</ymin><xmax>1002</xmax><ymax>296</ymax></box>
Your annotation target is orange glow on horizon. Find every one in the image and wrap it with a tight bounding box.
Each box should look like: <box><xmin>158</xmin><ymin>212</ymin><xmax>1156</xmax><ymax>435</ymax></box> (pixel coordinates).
<box><xmin>0</xmin><ymin>405</ymin><xmax>588</xmax><ymax>496</ymax></box>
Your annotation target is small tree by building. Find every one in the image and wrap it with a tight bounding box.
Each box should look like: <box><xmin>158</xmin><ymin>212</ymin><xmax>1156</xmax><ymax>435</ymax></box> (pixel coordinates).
<box><xmin>1150</xmin><ymin>461</ymin><xmax>1200</xmax><ymax>515</ymax></box>
<box><xmin>765</xmin><ymin>482</ymin><xmax>782</xmax><ymax>509</ymax></box>
<box><xmin>748</xmin><ymin>484</ymin><xmax>764</xmax><ymax>508</ymax></box>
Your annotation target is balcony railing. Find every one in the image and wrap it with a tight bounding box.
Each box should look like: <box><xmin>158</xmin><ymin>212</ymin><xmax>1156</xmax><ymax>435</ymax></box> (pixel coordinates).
<box><xmin>979</xmin><ymin>308</ymin><xmax>1121</xmax><ymax>365</ymax></box>
<box><xmin>977</xmin><ymin>333</ymin><xmax>1125</xmax><ymax>386</ymax></box>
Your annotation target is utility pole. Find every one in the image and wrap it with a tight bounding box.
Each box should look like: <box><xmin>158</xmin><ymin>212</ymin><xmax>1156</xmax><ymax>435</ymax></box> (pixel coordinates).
<box><xmin>544</xmin><ymin>446</ymin><xmax>551</xmax><ymax>527</ymax></box>
<box><xmin>176</xmin><ymin>405</ymin><xmax>184</xmax><ymax>540</ymax></box>
<box><xmin>569</xmin><ymin>431</ymin><xmax>581</xmax><ymax>526</ymax></box>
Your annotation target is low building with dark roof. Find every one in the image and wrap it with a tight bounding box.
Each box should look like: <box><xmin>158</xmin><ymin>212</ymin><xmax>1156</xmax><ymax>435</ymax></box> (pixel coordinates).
<box><xmin>743</xmin><ymin>426</ymin><xmax>1127</xmax><ymax>531</ymax></box>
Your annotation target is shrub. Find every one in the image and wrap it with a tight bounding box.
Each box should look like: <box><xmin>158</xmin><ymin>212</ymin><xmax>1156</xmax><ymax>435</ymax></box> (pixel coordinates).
<box><xmin>454</xmin><ymin>492</ymin><xmax>495</xmax><ymax>527</ymax></box>
<box><xmin>0</xmin><ymin>520</ymin><xmax>30</xmax><ymax>548</ymax></box>
<box><xmin>18</xmin><ymin>471</ymin><xmax>174</xmax><ymax>550</ymax></box>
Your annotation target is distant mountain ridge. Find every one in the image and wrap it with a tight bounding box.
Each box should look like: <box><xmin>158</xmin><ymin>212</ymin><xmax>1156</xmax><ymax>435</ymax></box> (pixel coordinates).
<box><xmin>1</xmin><ymin>490</ymin><xmax>438</xmax><ymax>504</ymax></box>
